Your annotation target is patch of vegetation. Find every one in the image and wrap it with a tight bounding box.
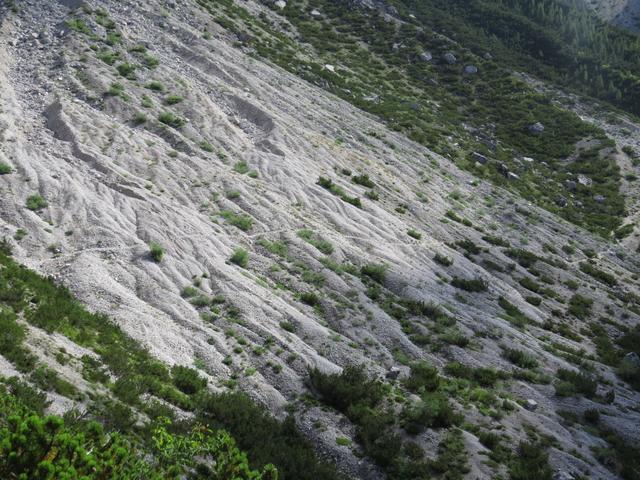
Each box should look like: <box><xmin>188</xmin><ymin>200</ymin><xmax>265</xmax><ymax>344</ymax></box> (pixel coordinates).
<box><xmin>317</xmin><ymin>177</ymin><xmax>362</xmax><ymax>208</ymax></box>
<box><xmin>0</xmin><ymin>163</ymin><xmax>12</xmax><ymax>175</ymax></box>
<box><xmin>25</xmin><ymin>194</ymin><xmax>47</xmax><ymax>211</ymax></box>
<box><xmin>297</xmin><ymin>229</ymin><xmax>334</xmax><ymax>254</ymax></box>
<box><xmin>451</xmin><ymin>276</ymin><xmax>487</xmax><ymax>292</ymax></box>
<box><xmin>158</xmin><ymin>112</ymin><xmax>185</xmax><ymax>128</ymax></box>
<box><xmin>434</xmin><ymin>253</ymin><xmax>453</xmax><ymax>266</ymax></box>
<box><xmin>219</xmin><ymin>210</ymin><xmax>253</xmax><ymax>231</ymax></box>
<box><xmin>149</xmin><ymin>241</ymin><xmax>164</xmax><ymax>262</ymax></box>
<box><xmin>230</xmin><ymin>248</ymin><xmax>249</xmax><ymax>267</ymax></box>
<box><xmin>579</xmin><ymin>262</ymin><xmax>616</xmax><ymax>287</ymax></box>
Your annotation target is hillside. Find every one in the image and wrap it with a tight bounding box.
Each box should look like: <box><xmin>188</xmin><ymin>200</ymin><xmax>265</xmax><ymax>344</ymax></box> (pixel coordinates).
<box><xmin>580</xmin><ymin>0</ymin><xmax>640</xmax><ymax>31</ymax></box>
<box><xmin>0</xmin><ymin>0</ymin><xmax>639</xmax><ymax>479</ymax></box>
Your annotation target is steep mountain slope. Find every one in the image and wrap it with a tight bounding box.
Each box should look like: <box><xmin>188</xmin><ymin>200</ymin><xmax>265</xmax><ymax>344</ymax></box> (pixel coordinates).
<box><xmin>1</xmin><ymin>0</ymin><xmax>640</xmax><ymax>479</ymax></box>
<box><xmin>580</xmin><ymin>0</ymin><xmax>640</xmax><ymax>31</ymax></box>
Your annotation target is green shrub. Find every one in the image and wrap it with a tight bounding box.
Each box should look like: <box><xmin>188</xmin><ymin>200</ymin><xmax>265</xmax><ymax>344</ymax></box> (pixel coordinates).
<box><xmin>233</xmin><ymin>161</ymin><xmax>250</xmax><ymax>174</ymax></box>
<box><xmin>149</xmin><ymin>242</ymin><xmax>164</xmax><ymax>262</ymax></box>
<box><xmin>451</xmin><ymin>276</ymin><xmax>487</xmax><ymax>292</ymax></box>
<box><xmin>509</xmin><ymin>442</ymin><xmax>553</xmax><ymax>480</ymax></box>
<box><xmin>164</xmin><ymin>94</ymin><xmax>184</xmax><ymax>105</ymax></box>
<box><xmin>579</xmin><ymin>262</ymin><xmax>617</xmax><ymax>287</ymax></box>
<box><xmin>407</xmin><ymin>229</ymin><xmax>422</xmax><ymax>240</ymax></box>
<box><xmin>434</xmin><ymin>253</ymin><xmax>453</xmax><ymax>266</ymax></box>
<box><xmin>352</xmin><ymin>174</ymin><xmax>375</xmax><ymax>188</ymax></box>
<box><xmin>310</xmin><ymin>365</ymin><xmax>384</xmax><ymax>412</ymax></box>
<box><xmin>146</xmin><ymin>81</ymin><xmax>165</xmax><ymax>91</ymax></box>
<box><xmin>297</xmin><ymin>229</ymin><xmax>334</xmax><ymax>254</ymax></box>
<box><xmin>502</xmin><ymin>348</ymin><xmax>538</xmax><ymax>369</ymax></box>
<box><xmin>402</xmin><ymin>391</ymin><xmax>457</xmax><ymax>433</ymax></box>
<box><xmin>300</xmin><ymin>292</ymin><xmax>320</xmax><ymax>306</ymax></box>
<box><xmin>230</xmin><ymin>248</ymin><xmax>249</xmax><ymax>267</ymax></box>
<box><xmin>568</xmin><ymin>294</ymin><xmax>593</xmax><ymax>319</ymax></box>
<box><xmin>404</xmin><ymin>361</ymin><xmax>440</xmax><ymax>393</ymax></box>
<box><xmin>219</xmin><ymin>210</ymin><xmax>253</xmax><ymax>231</ymax></box>
<box><xmin>25</xmin><ymin>194</ymin><xmax>47</xmax><ymax>211</ymax></box>
<box><xmin>0</xmin><ymin>162</ymin><xmax>12</xmax><ymax>174</ymax></box>
<box><xmin>158</xmin><ymin>112</ymin><xmax>185</xmax><ymax>128</ymax></box>
<box><xmin>360</xmin><ymin>263</ymin><xmax>387</xmax><ymax>284</ymax></box>
<box><xmin>555</xmin><ymin>368</ymin><xmax>597</xmax><ymax>398</ymax></box>
<box><xmin>171</xmin><ymin>365</ymin><xmax>207</xmax><ymax>394</ymax></box>
<box><xmin>116</xmin><ymin>62</ymin><xmax>136</xmax><ymax>78</ymax></box>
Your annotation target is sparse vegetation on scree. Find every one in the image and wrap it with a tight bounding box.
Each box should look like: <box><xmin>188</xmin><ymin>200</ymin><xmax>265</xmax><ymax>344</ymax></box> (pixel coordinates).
<box><xmin>2</xmin><ymin>1</ymin><xmax>640</xmax><ymax>480</ymax></box>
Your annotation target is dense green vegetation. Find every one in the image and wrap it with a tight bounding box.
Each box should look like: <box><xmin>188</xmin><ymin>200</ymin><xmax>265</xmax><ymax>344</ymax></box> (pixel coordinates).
<box><xmin>0</xmin><ymin>249</ymin><xmax>341</xmax><ymax>478</ymax></box>
<box><xmin>240</xmin><ymin>0</ymin><xmax>624</xmax><ymax>236</ymax></box>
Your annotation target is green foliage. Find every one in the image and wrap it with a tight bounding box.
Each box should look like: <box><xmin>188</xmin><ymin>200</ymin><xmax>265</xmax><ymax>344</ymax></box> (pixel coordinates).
<box><xmin>297</xmin><ymin>229</ymin><xmax>334</xmax><ymax>254</ymax></box>
<box><xmin>579</xmin><ymin>262</ymin><xmax>617</xmax><ymax>287</ymax></box>
<box><xmin>146</xmin><ymin>81</ymin><xmax>165</xmax><ymax>91</ymax></box>
<box><xmin>567</xmin><ymin>293</ymin><xmax>593</xmax><ymax>319</ymax></box>
<box><xmin>404</xmin><ymin>361</ymin><xmax>440</xmax><ymax>393</ymax></box>
<box><xmin>498</xmin><ymin>297</ymin><xmax>531</xmax><ymax>327</ymax></box>
<box><xmin>407</xmin><ymin>229</ymin><xmax>422</xmax><ymax>240</ymax></box>
<box><xmin>233</xmin><ymin>161</ymin><xmax>250</xmax><ymax>174</ymax></box>
<box><xmin>360</xmin><ymin>263</ymin><xmax>387</xmax><ymax>284</ymax></box>
<box><xmin>509</xmin><ymin>441</ymin><xmax>553</xmax><ymax>480</ymax></box>
<box><xmin>0</xmin><ymin>386</ymin><xmax>276</xmax><ymax>480</ymax></box>
<box><xmin>555</xmin><ymin>368</ymin><xmax>597</xmax><ymax>398</ymax></box>
<box><xmin>149</xmin><ymin>242</ymin><xmax>165</xmax><ymax>262</ymax></box>
<box><xmin>172</xmin><ymin>365</ymin><xmax>207</xmax><ymax>395</ymax></box>
<box><xmin>165</xmin><ymin>94</ymin><xmax>184</xmax><ymax>105</ymax></box>
<box><xmin>116</xmin><ymin>62</ymin><xmax>137</xmax><ymax>79</ymax></box>
<box><xmin>66</xmin><ymin>18</ymin><xmax>91</xmax><ymax>34</ymax></box>
<box><xmin>401</xmin><ymin>391</ymin><xmax>457</xmax><ymax>433</ymax></box>
<box><xmin>316</xmin><ymin>177</ymin><xmax>362</xmax><ymax>208</ymax></box>
<box><xmin>450</xmin><ymin>276</ymin><xmax>487</xmax><ymax>292</ymax></box>
<box><xmin>352</xmin><ymin>174</ymin><xmax>375</xmax><ymax>188</ymax></box>
<box><xmin>158</xmin><ymin>112</ymin><xmax>186</xmax><ymax>128</ymax></box>
<box><xmin>219</xmin><ymin>210</ymin><xmax>254</xmax><ymax>231</ymax></box>
<box><xmin>502</xmin><ymin>348</ymin><xmax>538</xmax><ymax>369</ymax></box>
<box><xmin>0</xmin><ymin>162</ymin><xmax>13</xmax><ymax>174</ymax></box>
<box><xmin>230</xmin><ymin>248</ymin><xmax>249</xmax><ymax>267</ymax></box>
<box><xmin>434</xmin><ymin>253</ymin><xmax>453</xmax><ymax>266</ymax></box>
<box><xmin>25</xmin><ymin>194</ymin><xmax>47</xmax><ymax>211</ymax></box>
<box><xmin>310</xmin><ymin>365</ymin><xmax>384</xmax><ymax>412</ymax></box>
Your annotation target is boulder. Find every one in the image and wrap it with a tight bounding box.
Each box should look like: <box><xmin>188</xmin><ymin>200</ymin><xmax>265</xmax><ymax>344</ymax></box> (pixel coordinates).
<box><xmin>624</xmin><ymin>352</ymin><xmax>640</xmax><ymax>368</ymax></box>
<box><xmin>442</xmin><ymin>52</ymin><xmax>457</xmax><ymax>65</ymax></box>
<box><xmin>310</xmin><ymin>8</ymin><xmax>321</xmax><ymax>17</ymax></box>
<box><xmin>594</xmin><ymin>194</ymin><xmax>606</xmax><ymax>204</ymax></box>
<box><xmin>419</xmin><ymin>51</ymin><xmax>433</xmax><ymax>62</ymax></box>
<box><xmin>507</xmin><ymin>172</ymin><xmax>519</xmax><ymax>181</ymax></box>
<box><xmin>525</xmin><ymin>399</ymin><xmax>538</xmax><ymax>411</ymax></box>
<box><xmin>497</xmin><ymin>163</ymin><xmax>509</xmax><ymax>176</ymax></box>
<box><xmin>385</xmin><ymin>367</ymin><xmax>401</xmax><ymax>380</ymax></box>
<box><xmin>528</xmin><ymin>122</ymin><xmax>545</xmax><ymax>135</ymax></box>
<box><xmin>274</xmin><ymin>0</ymin><xmax>286</xmax><ymax>9</ymax></box>
<box><xmin>577</xmin><ymin>175</ymin><xmax>592</xmax><ymax>187</ymax></box>
<box><xmin>463</xmin><ymin>65</ymin><xmax>478</xmax><ymax>75</ymax></box>
<box><xmin>483</xmin><ymin>52</ymin><xmax>493</xmax><ymax>60</ymax></box>
<box><xmin>565</xmin><ymin>180</ymin><xmax>577</xmax><ymax>191</ymax></box>
<box><xmin>323</xmin><ymin>64</ymin><xmax>335</xmax><ymax>73</ymax></box>
<box><xmin>472</xmin><ymin>152</ymin><xmax>488</xmax><ymax>164</ymax></box>
<box><xmin>556</xmin><ymin>197</ymin><xmax>568</xmax><ymax>208</ymax></box>
<box><xmin>522</xmin><ymin>156</ymin><xmax>534</xmax><ymax>163</ymax></box>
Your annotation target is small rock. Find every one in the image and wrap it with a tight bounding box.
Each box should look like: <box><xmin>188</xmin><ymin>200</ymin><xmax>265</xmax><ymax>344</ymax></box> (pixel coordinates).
<box><xmin>528</xmin><ymin>122</ymin><xmax>545</xmax><ymax>135</ymax></box>
<box><xmin>497</xmin><ymin>163</ymin><xmax>509</xmax><ymax>176</ymax></box>
<box><xmin>507</xmin><ymin>172</ymin><xmax>519</xmax><ymax>181</ymax></box>
<box><xmin>463</xmin><ymin>65</ymin><xmax>478</xmax><ymax>75</ymax></box>
<box><xmin>565</xmin><ymin>180</ymin><xmax>577</xmax><ymax>191</ymax></box>
<box><xmin>522</xmin><ymin>156</ymin><xmax>534</xmax><ymax>163</ymax></box>
<box><xmin>363</xmin><ymin>94</ymin><xmax>380</xmax><ymax>103</ymax></box>
<box><xmin>323</xmin><ymin>64</ymin><xmax>335</xmax><ymax>73</ymax></box>
<box><xmin>471</xmin><ymin>152</ymin><xmax>488</xmax><ymax>164</ymax></box>
<box><xmin>553</xmin><ymin>471</ymin><xmax>575</xmax><ymax>480</ymax></box>
<box><xmin>442</xmin><ymin>52</ymin><xmax>457</xmax><ymax>65</ymax></box>
<box><xmin>483</xmin><ymin>52</ymin><xmax>493</xmax><ymax>60</ymax></box>
<box><xmin>274</xmin><ymin>0</ymin><xmax>286</xmax><ymax>9</ymax></box>
<box><xmin>524</xmin><ymin>399</ymin><xmax>538</xmax><ymax>411</ymax></box>
<box><xmin>556</xmin><ymin>197</ymin><xmax>568</xmax><ymax>208</ymax></box>
<box><xmin>385</xmin><ymin>367</ymin><xmax>401</xmax><ymax>380</ymax></box>
<box><xmin>418</xmin><ymin>51</ymin><xmax>432</xmax><ymax>62</ymax></box>
<box><xmin>577</xmin><ymin>175</ymin><xmax>592</xmax><ymax>187</ymax></box>
<box><xmin>594</xmin><ymin>194</ymin><xmax>606</xmax><ymax>204</ymax></box>
<box><xmin>623</xmin><ymin>352</ymin><xmax>640</xmax><ymax>368</ymax></box>
<box><xmin>392</xmin><ymin>42</ymin><xmax>402</xmax><ymax>52</ymax></box>
<box><xmin>310</xmin><ymin>9</ymin><xmax>321</xmax><ymax>17</ymax></box>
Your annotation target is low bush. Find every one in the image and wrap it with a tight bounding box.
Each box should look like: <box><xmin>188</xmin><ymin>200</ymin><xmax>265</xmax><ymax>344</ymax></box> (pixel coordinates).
<box><xmin>25</xmin><ymin>194</ymin><xmax>47</xmax><ymax>211</ymax></box>
<box><xmin>149</xmin><ymin>242</ymin><xmax>164</xmax><ymax>262</ymax></box>
<box><xmin>451</xmin><ymin>276</ymin><xmax>488</xmax><ymax>292</ymax></box>
<box><xmin>230</xmin><ymin>248</ymin><xmax>249</xmax><ymax>268</ymax></box>
<box><xmin>172</xmin><ymin>365</ymin><xmax>207</xmax><ymax>394</ymax></box>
